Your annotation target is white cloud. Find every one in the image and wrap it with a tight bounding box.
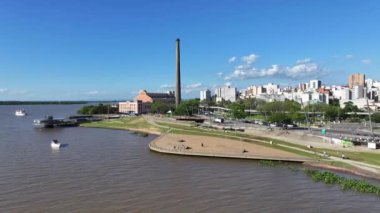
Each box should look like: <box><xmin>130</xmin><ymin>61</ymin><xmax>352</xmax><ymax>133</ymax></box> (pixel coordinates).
<box><xmin>224</xmin><ymin>58</ymin><xmax>327</xmax><ymax>80</ymax></box>
<box><xmin>85</xmin><ymin>90</ymin><xmax>102</xmax><ymax>95</ymax></box>
<box><xmin>159</xmin><ymin>83</ymin><xmax>205</xmax><ymax>94</ymax></box>
<box><xmin>0</xmin><ymin>88</ymin><xmax>9</xmax><ymax>93</ymax></box>
<box><xmin>362</xmin><ymin>59</ymin><xmax>371</xmax><ymax>64</ymax></box>
<box><xmin>184</xmin><ymin>83</ymin><xmax>204</xmax><ymax>93</ymax></box>
<box><xmin>242</xmin><ymin>54</ymin><xmax>259</xmax><ymax>64</ymax></box>
<box><xmin>217</xmin><ymin>72</ymin><xmax>224</xmax><ymax>78</ymax></box>
<box><xmin>345</xmin><ymin>54</ymin><xmax>354</xmax><ymax>59</ymax></box>
<box><xmin>296</xmin><ymin>58</ymin><xmax>311</xmax><ymax>64</ymax></box>
<box><xmin>160</xmin><ymin>84</ymin><xmax>174</xmax><ymax>89</ymax></box>
<box><xmin>228</xmin><ymin>56</ymin><xmax>237</xmax><ymax>63</ymax></box>
<box><xmin>185</xmin><ymin>83</ymin><xmax>202</xmax><ymax>89</ymax></box>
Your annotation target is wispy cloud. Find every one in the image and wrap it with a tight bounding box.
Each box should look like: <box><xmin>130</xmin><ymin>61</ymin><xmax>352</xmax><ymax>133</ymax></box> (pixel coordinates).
<box><xmin>241</xmin><ymin>54</ymin><xmax>259</xmax><ymax>64</ymax></box>
<box><xmin>160</xmin><ymin>84</ymin><xmax>175</xmax><ymax>89</ymax></box>
<box><xmin>184</xmin><ymin>83</ymin><xmax>204</xmax><ymax>93</ymax></box>
<box><xmin>228</xmin><ymin>56</ymin><xmax>237</xmax><ymax>63</ymax></box>
<box><xmin>224</xmin><ymin>58</ymin><xmax>327</xmax><ymax>80</ymax></box>
<box><xmin>85</xmin><ymin>90</ymin><xmax>103</xmax><ymax>95</ymax></box>
<box><xmin>160</xmin><ymin>83</ymin><xmax>205</xmax><ymax>94</ymax></box>
<box><xmin>217</xmin><ymin>72</ymin><xmax>224</xmax><ymax>78</ymax></box>
<box><xmin>345</xmin><ymin>54</ymin><xmax>354</xmax><ymax>59</ymax></box>
<box><xmin>0</xmin><ymin>88</ymin><xmax>9</xmax><ymax>93</ymax></box>
<box><xmin>361</xmin><ymin>59</ymin><xmax>371</xmax><ymax>64</ymax></box>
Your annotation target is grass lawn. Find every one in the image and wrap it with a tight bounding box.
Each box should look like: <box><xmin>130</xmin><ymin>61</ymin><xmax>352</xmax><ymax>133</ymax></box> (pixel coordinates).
<box><xmin>81</xmin><ymin>117</ymin><xmax>164</xmax><ymax>133</ymax></box>
<box><xmin>82</xmin><ymin>117</ymin><xmax>380</xmax><ymax>167</ymax></box>
<box><xmin>246</xmin><ymin>114</ymin><xmax>266</xmax><ymax>120</ymax></box>
<box><xmin>312</xmin><ymin>148</ymin><xmax>380</xmax><ymax>167</ymax></box>
<box><xmin>157</xmin><ymin>120</ymin><xmax>380</xmax><ymax>166</ymax></box>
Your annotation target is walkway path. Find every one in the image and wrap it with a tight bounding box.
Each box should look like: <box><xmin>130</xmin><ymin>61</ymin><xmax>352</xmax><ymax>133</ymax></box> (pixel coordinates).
<box><xmin>144</xmin><ymin>116</ymin><xmax>380</xmax><ymax>175</ymax></box>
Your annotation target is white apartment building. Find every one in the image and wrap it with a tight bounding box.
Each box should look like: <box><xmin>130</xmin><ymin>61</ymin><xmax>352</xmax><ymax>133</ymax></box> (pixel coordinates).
<box><xmin>244</xmin><ymin>85</ymin><xmax>266</xmax><ymax>98</ymax></box>
<box><xmin>352</xmin><ymin>85</ymin><xmax>365</xmax><ymax>100</ymax></box>
<box><xmin>309</xmin><ymin>80</ymin><xmax>322</xmax><ymax>90</ymax></box>
<box><xmin>215</xmin><ymin>85</ymin><xmax>237</xmax><ymax>102</ymax></box>
<box><xmin>200</xmin><ymin>89</ymin><xmax>211</xmax><ymax>101</ymax></box>
<box><xmin>263</xmin><ymin>83</ymin><xmax>280</xmax><ymax>94</ymax></box>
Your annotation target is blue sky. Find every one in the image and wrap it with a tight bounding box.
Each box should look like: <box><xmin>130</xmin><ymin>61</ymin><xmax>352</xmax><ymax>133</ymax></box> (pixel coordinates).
<box><xmin>0</xmin><ymin>0</ymin><xmax>379</xmax><ymax>100</ymax></box>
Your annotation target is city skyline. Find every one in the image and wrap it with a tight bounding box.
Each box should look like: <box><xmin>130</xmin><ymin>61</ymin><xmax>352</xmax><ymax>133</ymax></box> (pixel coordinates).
<box><xmin>0</xmin><ymin>0</ymin><xmax>379</xmax><ymax>100</ymax></box>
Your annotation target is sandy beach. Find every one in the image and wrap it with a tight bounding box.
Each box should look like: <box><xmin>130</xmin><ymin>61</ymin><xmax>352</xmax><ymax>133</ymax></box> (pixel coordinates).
<box><xmin>150</xmin><ymin>133</ymin><xmax>311</xmax><ymax>162</ymax></box>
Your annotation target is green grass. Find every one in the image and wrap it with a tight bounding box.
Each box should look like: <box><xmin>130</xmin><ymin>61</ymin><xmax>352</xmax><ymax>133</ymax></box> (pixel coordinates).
<box><xmin>83</xmin><ymin>117</ymin><xmax>380</xmax><ymax>168</ymax></box>
<box><xmin>246</xmin><ymin>114</ymin><xmax>266</xmax><ymax>120</ymax></box>
<box><xmin>81</xmin><ymin>117</ymin><xmax>165</xmax><ymax>133</ymax></box>
<box><xmin>312</xmin><ymin>148</ymin><xmax>380</xmax><ymax>167</ymax></box>
<box><xmin>156</xmin><ymin>121</ymin><xmax>317</xmax><ymax>159</ymax></box>
<box><xmin>159</xmin><ymin>120</ymin><xmax>380</xmax><ymax>167</ymax></box>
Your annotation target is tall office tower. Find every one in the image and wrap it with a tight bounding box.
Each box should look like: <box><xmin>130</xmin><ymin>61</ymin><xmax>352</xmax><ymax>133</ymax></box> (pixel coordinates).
<box><xmin>349</xmin><ymin>73</ymin><xmax>365</xmax><ymax>89</ymax></box>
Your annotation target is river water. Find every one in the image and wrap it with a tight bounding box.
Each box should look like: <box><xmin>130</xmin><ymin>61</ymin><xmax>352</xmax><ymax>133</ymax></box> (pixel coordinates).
<box><xmin>0</xmin><ymin>105</ymin><xmax>379</xmax><ymax>212</ymax></box>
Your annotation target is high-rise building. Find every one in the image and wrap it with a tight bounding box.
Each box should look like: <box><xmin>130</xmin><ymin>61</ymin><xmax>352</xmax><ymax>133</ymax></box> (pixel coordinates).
<box><xmin>341</xmin><ymin>88</ymin><xmax>351</xmax><ymax>100</ymax></box>
<box><xmin>298</xmin><ymin>83</ymin><xmax>307</xmax><ymax>91</ymax></box>
<box><xmin>263</xmin><ymin>83</ymin><xmax>280</xmax><ymax>94</ymax></box>
<box><xmin>309</xmin><ymin>80</ymin><xmax>322</xmax><ymax>90</ymax></box>
<box><xmin>349</xmin><ymin>73</ymin><xmax>365</xmax><ymax>89</ymax></box>
<box><xmin>200</xmin><ymin>89</ymin><xmax>211</xmax><ymax>101</ymax></box>
<box><xmin>215</xmin><ymin>85</ymin><xmax>237</xmax><ymax>102</ymax></box>
<box><xmin>352</xmin><ymin>85</ymin><xmax>364</xmax><ymax>100</ymax></box>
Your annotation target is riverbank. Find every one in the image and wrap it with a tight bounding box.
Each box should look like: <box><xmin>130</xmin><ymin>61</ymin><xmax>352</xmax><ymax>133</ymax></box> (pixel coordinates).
<box><xmin>81</xmin><ymin>116</ymin><xmax>380</xmax><ymax>180</ymax></box>
<box><xmin>80</xmin><ymin>116</ymin><xmax>163</xmax><ymax>135</ymax></box>
<box><xmin>150</xmin><ymin>132</ymin><xmax>310</xmax><ymax>162</ymax></box>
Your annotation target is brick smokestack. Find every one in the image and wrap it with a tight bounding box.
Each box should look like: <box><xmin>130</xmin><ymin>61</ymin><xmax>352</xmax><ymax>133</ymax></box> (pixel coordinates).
<box><xmin>176</xmin><ymin>38</ymin><xmax>181</xmax><ymax>108</ymax></box>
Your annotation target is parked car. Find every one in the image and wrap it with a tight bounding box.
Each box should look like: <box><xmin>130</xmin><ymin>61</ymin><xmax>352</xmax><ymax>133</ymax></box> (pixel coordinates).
<box><xmin>214</xmin><ymin>118</ymin><xmax>224</xmax><ymax>123</ymax></box>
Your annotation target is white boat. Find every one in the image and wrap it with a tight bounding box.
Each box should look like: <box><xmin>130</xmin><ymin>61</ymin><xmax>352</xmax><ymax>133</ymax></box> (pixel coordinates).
<box><xmin>50</xmin><ymin>140</ymin><xmax>61</xmax><ymax>149</ymax></box>
<box><xmin>15</xmin><ymin>109</ymin><xmax>27</xmax><ymax>116</ymax></box>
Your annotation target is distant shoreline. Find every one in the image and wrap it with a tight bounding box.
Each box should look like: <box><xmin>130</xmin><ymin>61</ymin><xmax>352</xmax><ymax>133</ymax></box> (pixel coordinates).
<box><xmin>0</xmin><ymin>101</ymin><xmax>89</xmax><ymax>105</ymax></box>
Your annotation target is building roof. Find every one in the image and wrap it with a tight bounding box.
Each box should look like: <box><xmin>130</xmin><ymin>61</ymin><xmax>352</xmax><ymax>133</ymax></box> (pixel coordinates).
<box><xmin>146</xmin><ymin>92</ymin><xmax>175</xmax><ymax>99</ymax></box>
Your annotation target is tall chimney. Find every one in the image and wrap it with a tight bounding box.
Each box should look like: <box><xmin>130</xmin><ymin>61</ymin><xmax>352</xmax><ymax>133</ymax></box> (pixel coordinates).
<box><xmin>175</xmin><ymin>38</ymin><xmax>181</xmax><ymax>108</ymax></box>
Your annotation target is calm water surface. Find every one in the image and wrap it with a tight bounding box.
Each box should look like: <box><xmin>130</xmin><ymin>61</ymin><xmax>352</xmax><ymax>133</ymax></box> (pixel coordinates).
<box><xmin>0</xmin><ymin>105</ymin><xmax>379</xmax><ymax>212</ymax></box>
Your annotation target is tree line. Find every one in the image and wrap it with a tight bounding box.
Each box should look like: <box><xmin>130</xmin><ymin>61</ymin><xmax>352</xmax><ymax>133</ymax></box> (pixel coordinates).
<box><xmin>151</xmin><ymin>98</ymin><xmax>380</xmax><ymax>124</ymax></box>
<box><xmin>78</xmin><ymin>104</ymin><xmax>118</xmax><ymax>115</ymax></box>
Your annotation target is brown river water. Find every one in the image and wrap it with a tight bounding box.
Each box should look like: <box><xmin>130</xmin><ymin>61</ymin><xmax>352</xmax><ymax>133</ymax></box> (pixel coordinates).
<box><xmin>0</xmin><ymin>105</ymin><xmax>379</xmax><ymax>212</ymax></box>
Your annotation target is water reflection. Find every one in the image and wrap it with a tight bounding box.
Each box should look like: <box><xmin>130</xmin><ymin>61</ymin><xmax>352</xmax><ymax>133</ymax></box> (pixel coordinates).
<box><xmin>51</xmin><ymin>147</ymin><xmax>60</xmax><ymax>153</ymax></box>
<box><xmin>51</xmin><ymin>143</ymin><xmax>69</xmax><ymax>152</ymax></box>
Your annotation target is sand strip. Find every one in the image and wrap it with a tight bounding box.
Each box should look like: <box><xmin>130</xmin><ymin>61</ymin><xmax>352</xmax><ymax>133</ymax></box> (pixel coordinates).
<box><xmin>150</xmin><ymin>133</ymin><xmax>311</xmax><ymax>162</ymax></box>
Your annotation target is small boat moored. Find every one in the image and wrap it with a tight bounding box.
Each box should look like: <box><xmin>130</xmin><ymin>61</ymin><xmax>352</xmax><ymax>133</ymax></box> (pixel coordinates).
<box><xmin>51</xmin><ymin>139</ymin><xmax>61</xmax><ymax>149</ymax></box>
<box><xmin>15</xmin><ymin>109</ymin><xmax>27</xmax><ymax>116</ymax></box>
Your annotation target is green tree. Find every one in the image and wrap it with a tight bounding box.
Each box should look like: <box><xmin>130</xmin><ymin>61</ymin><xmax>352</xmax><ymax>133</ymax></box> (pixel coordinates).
<box><xmin>228</xmin><ymin>102</ymin><xmax>247</xmax><ymax>119</ymax></box>
<box><xmin>343</xmin><ymin>101</ymin><xmax>360</xmax><ymax>112</ymax></box>
<box><xmin>259</xmin><ymin>100</ymin><xmax>301</xmax><ymax>114</ymax></box>
<box><xmin>290</xmin><ymin>112</ymin><xmax>305</xmax><ymax>123</ymax></box>
<box><xmin>342</xmin><ymin>101</ymin><xmax>361</xmax><ymax>121</ymax></box>
<box><xmin>243</xmin><ymin>98</ymin><xmax>266</xmax><ymax>110</ymax></box>
<box><xmin>174</xmin><ymin>99</ymin><xmax>200</xmax><ymax>116</ymax></box>
<box><xmin>268</xmin><ymin>113</ymin><xmax>293</xmax><ymax>124</ymax></box>
<box><xmin>78</xmin><ymin>104</ymin><xmax>117</xmax><ymax>115</ymax></box>
<box><xmin>324</xmin><ymin>105</ymin><xmax>339</xmax><ymax>121</ymax></box>
<box><xmin>372</xmin><ymin>112</ymin><xmax>380</xmax><ymax>123</ymax></box>
<box><xmin>151</xmin><ymin>101</ymin><xmax>172</xmax><ymax>114</ymax></box>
